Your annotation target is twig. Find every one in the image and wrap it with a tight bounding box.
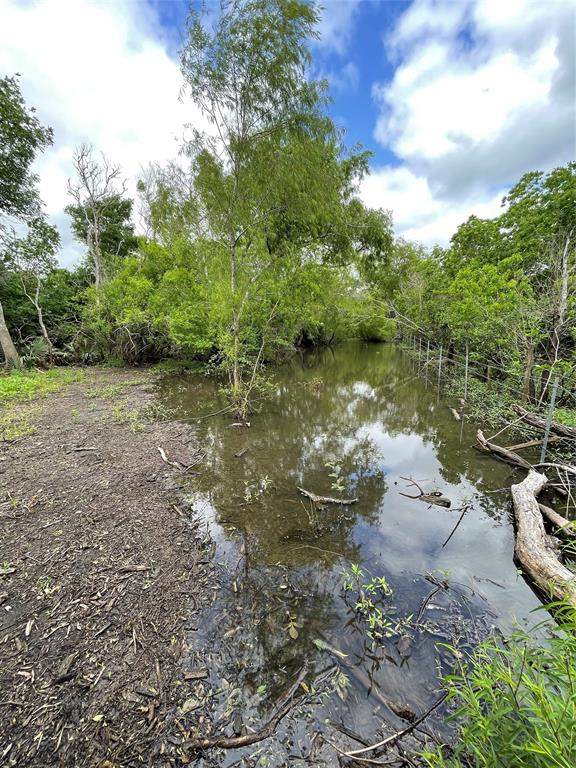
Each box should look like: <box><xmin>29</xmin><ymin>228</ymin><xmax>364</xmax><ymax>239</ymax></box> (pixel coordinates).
<box><xmin>297</xmin><ymin>487</ymin><xmax>358</xmax><ymax>506</ymax></box>
<box><xmin>342</xmin><ymin>693</ymin><xmax>448</xmax><ymax>757</ymax></box>
<box><xmin>442</xmin><ymin>504</ymin><xmax>471</xmax><ymax>548</ymax></box>
<box><xmin>188</xmin><ymin>665</ymin><xmax>307</xmax><ymax>750</ymax></box>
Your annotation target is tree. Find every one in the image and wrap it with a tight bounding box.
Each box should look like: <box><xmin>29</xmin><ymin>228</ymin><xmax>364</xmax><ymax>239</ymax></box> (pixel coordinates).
<box><xmin>0</xmin><ymin>75</ymin><xmax>52</xmax><ymax>226</ymax></box>
<box><xmin>0</xmin><ymin>75</ymin><xmax>54</xmax><ymax>365</ymax></box>
<box><xmin>178</xmin><ymin>0</ymin><xmax>391</xmax><ymax>414</ymax></box>
<box><xmin>66</xmin><ymin>144</ymin><xmax>134</xmax><ymax>287</ymax></box>
<box><xmin>6</xmin><ymin>217</ymin><xmax>60</xmax><ymax>350</ymax></box>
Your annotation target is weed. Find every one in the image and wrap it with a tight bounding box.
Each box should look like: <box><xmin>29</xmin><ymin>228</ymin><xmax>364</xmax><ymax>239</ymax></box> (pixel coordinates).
<box><xmin>0</xmin><ymin>368</ymin><xmax>85</xmax><ymax>404</ymax></box>
<box><xmin>422</xmin><ymin>603</ymin><xmax>576</xmax><ymax>768</ymax></box>
<box><xmin>0</xmin><ymin>411</ymin><xmax>36</xmax><ymax>441</ymax></box>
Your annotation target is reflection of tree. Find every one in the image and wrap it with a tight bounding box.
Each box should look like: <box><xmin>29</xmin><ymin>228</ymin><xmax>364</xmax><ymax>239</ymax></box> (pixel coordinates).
<box><xmin>155</xmin><ymin>343</ymin><xmax>515</xmax><ymax>760</ymax></box>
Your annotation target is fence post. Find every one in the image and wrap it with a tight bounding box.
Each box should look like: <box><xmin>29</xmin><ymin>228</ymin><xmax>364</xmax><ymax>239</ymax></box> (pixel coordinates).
<box><xmin>463</xmin><ymin>341</ymin><xmax>469</xmax><ymax>404</ymax></box>
<box><xmin>437</xmin><ymin>344</ymin><xmax>443</xmax><ymax>397</ymax></box>
<box><xmin>540</xmin><ymin>376</ymin><xmax>560</xmax><ymax>464</ymax></box>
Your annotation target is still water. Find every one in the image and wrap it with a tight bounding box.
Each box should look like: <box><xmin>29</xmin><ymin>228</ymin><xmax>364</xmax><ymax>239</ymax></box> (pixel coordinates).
<box><xmin>156</xmin><ymin>342</ymin><xmax>544</xmax><ymax>765</ymax></box>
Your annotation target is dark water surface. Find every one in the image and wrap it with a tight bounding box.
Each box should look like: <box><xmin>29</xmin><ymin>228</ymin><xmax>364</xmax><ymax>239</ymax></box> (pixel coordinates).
<box><xmin>155</xmin><ymin>343</ymin><xmax>543</xmax><ymax>766</ymax></box>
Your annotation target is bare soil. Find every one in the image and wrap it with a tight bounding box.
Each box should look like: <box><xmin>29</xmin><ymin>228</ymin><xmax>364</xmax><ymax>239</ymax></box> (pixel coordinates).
<box><xmin>0</xmin><ymin>369</ymin><xmax>215</xmax><ymax>767</ymax></box>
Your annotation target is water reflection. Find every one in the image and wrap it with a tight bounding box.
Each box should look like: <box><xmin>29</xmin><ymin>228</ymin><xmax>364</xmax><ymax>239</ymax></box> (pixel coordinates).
<box><xmin>156</xmin><ymin>343</ymin><xmax>543</xmax><ymax>765</ymax></box>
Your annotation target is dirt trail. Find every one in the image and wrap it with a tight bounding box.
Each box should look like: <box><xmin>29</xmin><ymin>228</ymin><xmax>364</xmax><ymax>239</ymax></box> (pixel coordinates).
<box><xmin>0</xmin><ymin>369</ymin><xmax>214</xmax><ymax>767</ymax></box>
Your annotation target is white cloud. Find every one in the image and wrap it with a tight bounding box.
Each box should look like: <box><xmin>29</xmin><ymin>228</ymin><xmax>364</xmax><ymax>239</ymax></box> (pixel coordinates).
<box><xmin>0</xmin><ymin>0</ymin><xmax>207</xmax><ymax>266</ymax></box>
<box><xmin>315</xmin><ymin>0</ymin><xmax>362</xmax><ymax>55</ymax></box>
<box><xmin>360</xmin><ymin>165</ymin><xmax>504</xmax><ymax>246</ymax></box>
<box><xmin>364</xmin><ymin>0</ymin><xmax>576</xmax><ymax>244</ymax></box>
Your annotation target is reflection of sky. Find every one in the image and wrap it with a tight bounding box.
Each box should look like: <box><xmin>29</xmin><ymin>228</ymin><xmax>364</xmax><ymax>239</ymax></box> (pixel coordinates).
<box><xmin>159</xmin><ymin>341</ymin><xmax>547</xmax><ymax>753</ymax></box>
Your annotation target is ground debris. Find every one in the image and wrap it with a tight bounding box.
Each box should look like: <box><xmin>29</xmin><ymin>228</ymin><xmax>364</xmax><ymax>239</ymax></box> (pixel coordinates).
<box><xmin>0</xmin><ymin>369</ymin><xmax>215</xmax><ymax>768</ymax></box>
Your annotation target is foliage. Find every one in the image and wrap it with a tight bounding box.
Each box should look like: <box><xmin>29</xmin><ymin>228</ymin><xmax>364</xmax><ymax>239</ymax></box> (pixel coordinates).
<box><xmin>0</xmin><ymin>75</ymin><xmax>53</xmax><ymax>225</ymax></box>
<box><xmin>66</xmin><ymin>194</ymin><xmax>137</xmax><ymax>262</ymax></box>
<box><xmin>0</xmin><ymin>367</ymin><xmax>84</xmax><ymax>403</ymax></box>
<box><xmin>423</xmin><ymin>606</ymin><xmax>576</xmax><ymax>768</ymax></box>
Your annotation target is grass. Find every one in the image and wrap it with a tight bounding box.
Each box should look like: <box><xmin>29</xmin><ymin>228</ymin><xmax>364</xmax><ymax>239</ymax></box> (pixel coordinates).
<box><xmin>0</xmin><ymin>368</ymin><xmax>85</xmax><ymax>404</ymax></box>
<box><xmin>422</xmin><ymin>603</ymin><xmax>576</xmax><ymax>768</ymax></box>
<box><xmin>0</xmin><ymin>410</ymin><xmax>37</xmax><ymax>441</ymax></box>
<box><xmin>555</xmin><ymin>408</ymin><xmax>576</xmax><ymax>428</ymax></box>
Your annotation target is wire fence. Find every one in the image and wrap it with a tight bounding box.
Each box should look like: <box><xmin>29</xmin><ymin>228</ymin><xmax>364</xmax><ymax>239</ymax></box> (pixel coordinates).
<box><xmin>392</xmin><ymin>321</ymin><xmax>575</xmax><ymax>469</ymax></box>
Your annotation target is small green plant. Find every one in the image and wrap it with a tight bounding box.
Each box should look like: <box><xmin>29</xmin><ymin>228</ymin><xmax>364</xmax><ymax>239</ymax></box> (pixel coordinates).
<box><xmin>0</xmin><ymin>411</ymin><xmax>36</xmax><ymax>441</ymax></box>
<box><xmin>0</xmin><ymin>368</ymin><xmax>85</xmax><ymax>404</ymax></box>
<box><xmin>243</xmin><ymin>475</ymin><xmax>272</xmax><ymax>503</ymax></box>
<box><xmin>325</xmin><ymin>459</ymin><xmax>346</xmax><ymax>493</ymax></box>
<box><xmin>422</xmin><ymin>603</ymin><xmax>576</xmax><ymax>768</ymax></box>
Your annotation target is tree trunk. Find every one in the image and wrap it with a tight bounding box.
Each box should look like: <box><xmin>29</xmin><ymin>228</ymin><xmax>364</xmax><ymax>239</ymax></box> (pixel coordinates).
<box><xmin>511</xmin><ymin>470</ymin><xmax>576</xmax><ymax>606</ymax></box>
<box><xmin>0</xmin><ymin>299</ymin><xmax>20</xmax><ymax>366</ymax></box>
<box><xmin>521</xmin><ymin>342</ymin><xmax>535</xmax><ymax>403</ymax></box>
<box><xmin>33</xmin><ymin>282</ymin><xmax>52</xmax><ymax>352</ymax></box>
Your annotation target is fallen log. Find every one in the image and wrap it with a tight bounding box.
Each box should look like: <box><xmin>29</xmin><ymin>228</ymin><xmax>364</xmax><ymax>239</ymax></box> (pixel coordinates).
<box><xmin>512</xmin><ymin>404</ymin><xmax>576</xmax><ymax>440</ymax></box>
<box><xmin>511</xmin><ymin>470</ymin><xmax>576</xmax><ymax>607</ymax></box>
<box><xmin>539</xmin><ymin>503</ymin><xmax>576</xmax><ymax>539</ymax></box>
<box><xmin>504</xmin><ymin>436</ymin><xmax>562</xmax><ymax>452</ymax></box>
<box><xmin>476</xmin><ymin>430</ymin><xmax>532</xmax><ymax>470</ymax></box>
<box><xmin>297</xmin><ymin>487</ymin><xmax>358</xmax><ymax>505</ymax></box>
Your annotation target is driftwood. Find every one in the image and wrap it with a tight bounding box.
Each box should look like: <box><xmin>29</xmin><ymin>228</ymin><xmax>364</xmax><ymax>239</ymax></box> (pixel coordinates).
<box><xmin>539</xmin><ymin>503</ymin><xmax>576</xmax><ymax>539</ymax></box>
<box><xmin>297</xmin><ymin>487</ymin><xmax>358</xmax><ymax>506</ymax></box>
<box><xmin>188</xmin><ymin>666</ymin><xmax>307</xmax><ymax>750</ymax></box>
<box><xmin>511</xmin><ymin>470</ymin><xmax>576</xmax><ymax>607</ymax></box>
<box><xmin>504</xmin><ymin>436</ymin><xmax>562</xmax><ymax>452</ymax></box>
<box><xmin>398</xmin><ymin>477</ymin><xmax>451</xmax><ymax>508</ymax></box>
<box><xmin>476</xmin><ymin>430</ymin><xmax>532</xmax><ymax>470</ymax></box>
<box><xmin>512</xmin><ymin>404</ymin><xmax>576</xmax><ymax>440</ymax></box>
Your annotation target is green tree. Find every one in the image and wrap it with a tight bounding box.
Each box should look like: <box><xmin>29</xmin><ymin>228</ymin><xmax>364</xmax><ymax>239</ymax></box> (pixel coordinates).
<box><xmin>178</xmin><ymin>0</ymin><xmax>390</xmax><ymax>415</ymax></box>
<box><xmin>6</xmin><ymin>217</ymin><xmax>60</xmax><ymax>350</ymax></box>
<box><xmin>0</xmin><ymin>75</ymin><xmax>54</xmax><ymax>365</ymax></box>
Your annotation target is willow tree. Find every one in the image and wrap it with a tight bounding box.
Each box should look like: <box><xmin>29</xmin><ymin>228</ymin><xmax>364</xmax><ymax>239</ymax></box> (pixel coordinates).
<box><xmin>180</xmin><ymin>0</ymin><xmax>391</xmax><ymax>415</ymax></box>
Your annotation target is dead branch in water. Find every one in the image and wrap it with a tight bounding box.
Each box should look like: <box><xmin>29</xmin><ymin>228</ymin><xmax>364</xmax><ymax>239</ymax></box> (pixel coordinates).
<box><xmin>442</xmin><ymin>503</ymin><xmax>472</xmax><ymax>548</ymax></box>
<box><xmin>511</xmin><ymin>470</ymin><xmax>576</xmax><ymax>607</ymax></box>
<box><xmin>539</xmin><ymin>503</ymin><xmax>576</xmax><ymax>539</ymax></box>
<box><xmin>188</xmin><ymin>666</ymin><xmax>307</xmax><ymax>751</ymax></box>
<box><xmin>297</xmin><ymin>487</ymin><xmax>358</xmax><ymax>506</ymax></box>
<box><xmin>475</xmin><ymin>430</ymin><xmax>532</xmax><ymax>470</ymax></box>
<box><xmin>512</xmin><ymin>404</ymin><xmax>576</xmax><ymax>440</ymax></box>
<box><xmin>333</xmin><ymin>692</ymin><xmax>448</xmax><ymax>759</ymax></box>
<box><xmin>398</xmin><ymin>477</ymin><xmax>451</xmax><ymax>508</ymax></box>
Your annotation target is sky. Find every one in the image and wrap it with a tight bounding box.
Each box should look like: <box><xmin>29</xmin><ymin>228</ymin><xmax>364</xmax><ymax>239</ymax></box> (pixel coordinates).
<box><xmin>1</xmin><ymin>0</ymin><xmax>574</xmax><ymax>266</ymax></box>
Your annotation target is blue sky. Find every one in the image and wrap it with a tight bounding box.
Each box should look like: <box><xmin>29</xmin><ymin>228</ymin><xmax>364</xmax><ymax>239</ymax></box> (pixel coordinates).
<box><xmin>1</xmin><ymin>0</ymin><xmax>574</xmax><ymax>264</ymax></box>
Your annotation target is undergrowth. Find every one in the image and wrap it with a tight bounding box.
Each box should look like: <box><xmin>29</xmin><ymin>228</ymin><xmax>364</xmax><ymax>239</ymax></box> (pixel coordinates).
<box><xmin>0</xmin><ymin>410</ymin><xmax>37</xmax><ymax>441</ymax></box>
<box><xmin>423</xmin><ymin>603</ymin><xmax>576</xmax><ymax>768</ymax></box>
<box><xmin>0</xmin><ymin>368</ymin><xmax>85</xmax><ymax>403</ymax></box>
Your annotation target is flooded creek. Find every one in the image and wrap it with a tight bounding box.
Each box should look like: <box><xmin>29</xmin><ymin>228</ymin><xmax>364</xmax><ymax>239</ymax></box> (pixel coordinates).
<box><xmin>156</xmin><ymin>342</ymin><xmax>544</xmax><ymax>766</ymax></box>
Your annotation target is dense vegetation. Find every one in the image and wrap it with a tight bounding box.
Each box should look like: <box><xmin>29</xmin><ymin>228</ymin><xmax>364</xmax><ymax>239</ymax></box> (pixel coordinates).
<box><xmin>1</xmin><ymin>0</ymin><xmax>574</xmax><ymax>419</ymax></box>
<box><xmin>1</xmin><ymin>2</ymin><xmax>575</xmax><ymax>766</ymax></box>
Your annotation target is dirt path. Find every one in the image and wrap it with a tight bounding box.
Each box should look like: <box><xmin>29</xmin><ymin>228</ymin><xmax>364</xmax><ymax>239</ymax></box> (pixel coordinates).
<box><xmin>0</xmin><ymin>369</ymin><xmax>215</xmax><ymax>767</ymax></box>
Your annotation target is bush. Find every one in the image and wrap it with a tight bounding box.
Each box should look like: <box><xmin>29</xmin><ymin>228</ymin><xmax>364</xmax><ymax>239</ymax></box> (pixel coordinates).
<box><xmin>424</xmin><ymin>604</ymin><xmax>576</xmax><ymax>767</ymax></box>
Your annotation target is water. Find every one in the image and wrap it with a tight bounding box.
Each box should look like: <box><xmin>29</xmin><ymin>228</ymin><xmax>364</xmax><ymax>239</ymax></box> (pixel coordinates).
<box><xmin>155</xmin><ymin>342</ymin><xmax>544</xmax><ymax>765</ymax></box>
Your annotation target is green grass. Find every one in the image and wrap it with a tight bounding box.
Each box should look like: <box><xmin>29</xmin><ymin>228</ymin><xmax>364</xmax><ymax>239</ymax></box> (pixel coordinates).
<box><xmin>0</xmin><ymin>368</ymin><xmax>86</xmax><ymax>404</ymax></box>
<box><xmin>555</xmin><ymin>408</ymin><xmax>576</xmax><ymax>428</ymax></box>
<box><xmin>422</xmin><ymin>603</ymin><xmax>576</xmax><ymax>768</ymax></box>
<box><xmin>0</xmin><ymin>410</ymin><xmax>37</xmax><ymax>441</ymax></box>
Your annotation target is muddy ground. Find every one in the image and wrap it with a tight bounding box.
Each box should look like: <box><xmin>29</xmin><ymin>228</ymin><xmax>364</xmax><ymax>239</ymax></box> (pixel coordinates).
<box><xmin>0</xmin><ymin>369</ymin><xmax>217</xmax><ymax>767</ymax></box>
